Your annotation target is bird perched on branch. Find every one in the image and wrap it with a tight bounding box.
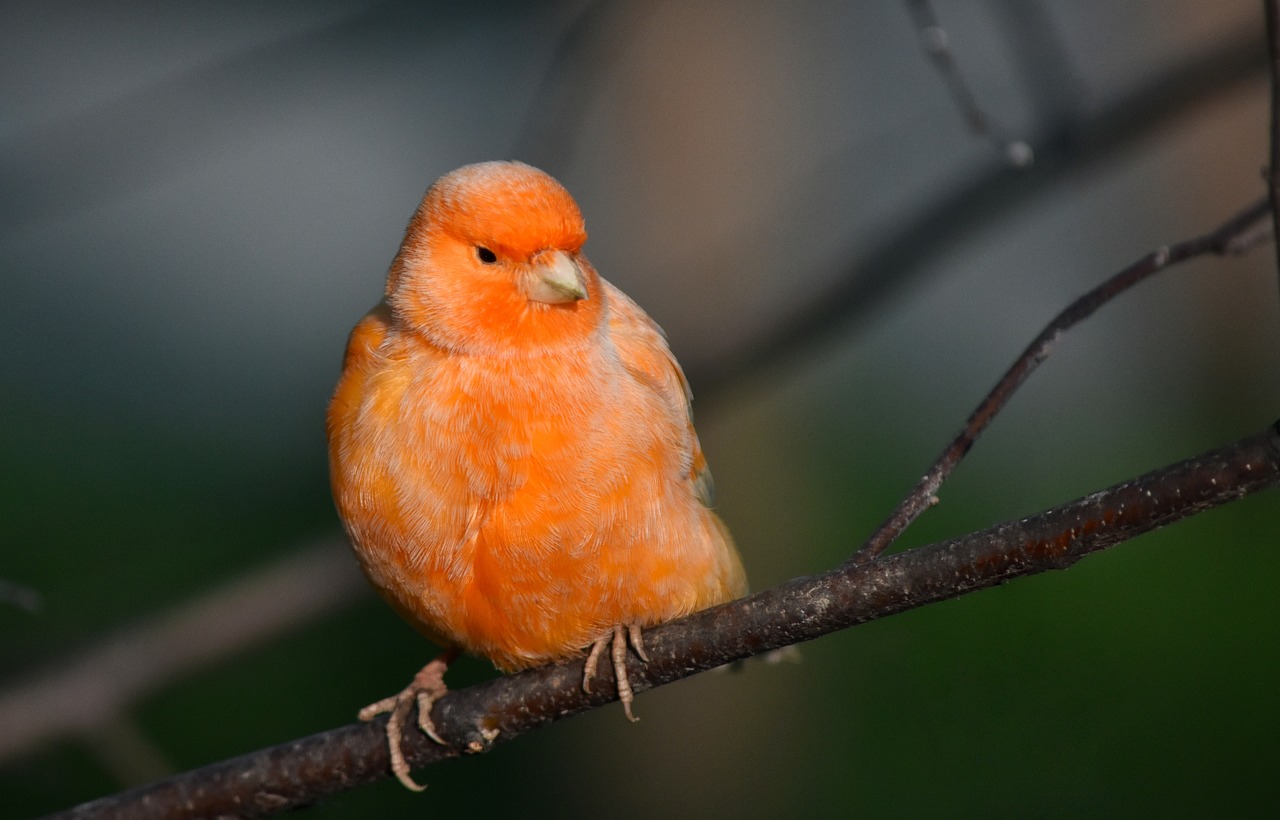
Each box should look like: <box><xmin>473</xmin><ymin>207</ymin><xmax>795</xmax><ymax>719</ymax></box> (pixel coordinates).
<box><xmin>327</xmin><ymin>161</ymin><xmax>747</xmax><ymax>790</ymax></box>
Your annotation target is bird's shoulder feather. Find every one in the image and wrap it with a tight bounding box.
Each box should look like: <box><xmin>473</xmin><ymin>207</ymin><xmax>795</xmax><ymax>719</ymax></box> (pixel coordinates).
<box><xmin>603</xmin><ymin>280</ymin><xmax>715</xmax><ymax>507</ymax></box>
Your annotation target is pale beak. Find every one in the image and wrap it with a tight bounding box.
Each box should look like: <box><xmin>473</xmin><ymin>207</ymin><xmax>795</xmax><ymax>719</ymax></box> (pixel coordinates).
<box><xmin>526</xmin><ymin>249</ymin><xmax>588</xmax><ymax>304</ymax></box>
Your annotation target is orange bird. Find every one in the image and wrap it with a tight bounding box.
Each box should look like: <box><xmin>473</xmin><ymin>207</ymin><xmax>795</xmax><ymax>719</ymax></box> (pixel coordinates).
<box><xmin>327</xmin><ymin>161</ymin><xmax>746</xmax><ymax>790</ymax></box>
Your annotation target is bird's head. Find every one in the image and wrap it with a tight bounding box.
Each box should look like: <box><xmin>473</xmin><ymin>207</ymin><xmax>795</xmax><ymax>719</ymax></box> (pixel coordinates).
<box><xmin>386</xmin><ymin>161</ymin><xmax>603</xmax><ymax>355</ymax></box>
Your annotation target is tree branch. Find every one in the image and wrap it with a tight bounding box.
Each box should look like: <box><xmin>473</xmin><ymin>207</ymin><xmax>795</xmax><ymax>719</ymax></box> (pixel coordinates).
<box><xmin>693</xmin><ymin>21</ymin><xmax>1267</xmax><ymax>405</ymax></box>
<box><xmin>851</xmin><ymin>196</ymin><xmax>1273</xmax><ymax>565</ymax></box>
<box><xmin>23</xmin><ymin>13</ymin><xmax>1280</xmax><ymax>817</ymax></box>
<box><xmin>49</xmin><ymin>421</ymin><xmax>1280</xmax><ymax>819</ymax></box>
<box><xmin>49</xmin><ymin>194</ymin><xmax>1280</xmax><ymax>816</ymax></box>
<box><xmin>3</xmin><ymin>16</ymin><xmax>1265</xmax><ymax>778</ymax></box>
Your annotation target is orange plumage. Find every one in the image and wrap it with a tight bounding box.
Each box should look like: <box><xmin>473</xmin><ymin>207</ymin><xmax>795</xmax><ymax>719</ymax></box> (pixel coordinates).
<box><xmin>326</xmin><ymin>161</ymin><xmax>746</xmax><ymax>788</ymax></box>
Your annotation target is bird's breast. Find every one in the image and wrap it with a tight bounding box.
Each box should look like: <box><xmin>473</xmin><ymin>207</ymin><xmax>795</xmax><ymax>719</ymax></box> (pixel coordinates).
<box><xmin>332</xmin><ymin>331</ymin><xmax>719</xmax><ymax>664</ymax></box>
<box><xmin>421</xmin><ymin>348</ymin><xmax>614</xmax><ymax>494</ymax></box>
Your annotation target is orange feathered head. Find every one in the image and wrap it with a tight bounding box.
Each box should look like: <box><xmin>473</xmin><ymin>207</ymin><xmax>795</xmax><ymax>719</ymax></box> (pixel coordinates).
<box><xmin>386</xmin><ymin>161</ymin><xmax>603</xmax><ymax>355</ymax></box>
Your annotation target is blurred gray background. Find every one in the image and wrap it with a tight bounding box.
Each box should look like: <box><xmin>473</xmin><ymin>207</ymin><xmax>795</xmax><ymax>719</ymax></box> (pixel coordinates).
<box><xmin>2</xmin><ymin>1</ymin><xmax>1278</xmax><ymax>816</ymax></box>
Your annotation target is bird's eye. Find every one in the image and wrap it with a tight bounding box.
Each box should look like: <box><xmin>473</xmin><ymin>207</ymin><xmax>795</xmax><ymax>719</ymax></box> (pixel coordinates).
<box><xmin>476</xmin><ymin>246</ymin><xmax>498</xmax><ymax>264</ymax></box>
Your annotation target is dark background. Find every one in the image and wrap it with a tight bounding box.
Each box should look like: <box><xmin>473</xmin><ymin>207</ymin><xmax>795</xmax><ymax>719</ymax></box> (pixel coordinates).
<box><xmin>2</xmin><ymin>2</ymin><xmax>1278</xmax><ymax>817</ymax></box>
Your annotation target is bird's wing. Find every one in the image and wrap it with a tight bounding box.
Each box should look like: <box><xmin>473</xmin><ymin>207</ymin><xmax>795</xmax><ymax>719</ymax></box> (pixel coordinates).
<box><xmin>603</xmin><ymin>279</ymin><xmax>715</xmax><ymax>507</ymax></box>
<box><xmin>327</xmin><ymin>300</ymin><xmax>394</xmax><ymax>443</ymax></box>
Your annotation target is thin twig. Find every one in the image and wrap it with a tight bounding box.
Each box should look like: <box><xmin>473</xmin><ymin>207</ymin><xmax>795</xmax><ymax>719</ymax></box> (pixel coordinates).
<box><xmin>849</xmin><ymin>196</ymin><xmax>1272</xmax><ymax>565</ymax></box>
<box><xmin>694</xmin><ymin>22</ymin><xmax>1266</xmax><ymax>405</ymax></box>
<box><xmin>904</xmin><ymin>0</ymin><xmax>1033</xmax><ymax>166</ymax></box>
<box><xmin>49</xmin><ymin>422</ymin><xmax>1280</xmax><ymax>819</ymax></box>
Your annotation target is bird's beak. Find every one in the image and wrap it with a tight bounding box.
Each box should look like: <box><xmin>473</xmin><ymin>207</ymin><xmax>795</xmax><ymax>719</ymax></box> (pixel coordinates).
<box><xmin>526</xmin><ymin>250</ymin><xmax>588</xmax><ymax>304</ymax></box>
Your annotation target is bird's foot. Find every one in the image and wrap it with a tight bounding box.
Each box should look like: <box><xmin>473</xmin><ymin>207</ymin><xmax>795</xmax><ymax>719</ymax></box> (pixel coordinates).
<box><xmin>358</xmin><ymin>648</ymin><xmax>458</xmax><ymax>791</ymax></box>
<box><xmin>582</xmin><ymin>624</ymin><xmax>650</xmax><ymax>722</ymax></box>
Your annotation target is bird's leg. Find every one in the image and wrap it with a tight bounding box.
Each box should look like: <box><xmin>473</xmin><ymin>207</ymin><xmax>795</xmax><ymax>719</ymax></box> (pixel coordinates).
<box><xmin>358</xmin><ymin>647</ymin><xmax>459</xmax><ymax>791</ymax></box>
<box><xmin>582</xmin><ymin>624</ymin><xmax>650</xmax><ymax>722</ymax></box>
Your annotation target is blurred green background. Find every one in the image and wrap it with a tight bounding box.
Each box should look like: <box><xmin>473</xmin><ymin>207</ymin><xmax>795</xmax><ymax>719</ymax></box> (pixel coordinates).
<box><xmin>2</xmin><ymin>1</ymin><xmax>1278</xmax><ymax>817</ymax></box>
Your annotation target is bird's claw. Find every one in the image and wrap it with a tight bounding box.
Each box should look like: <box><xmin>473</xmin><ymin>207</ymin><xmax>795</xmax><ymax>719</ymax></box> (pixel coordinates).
<box><xmin>359</xmin><ymin>651</ymin><xmax>455</xmax><ymax>791</ymax></box>
<box><xmin>583</xmin><ymin>624</ymin><xmax>650</xmax><ymax>722</ymax></box>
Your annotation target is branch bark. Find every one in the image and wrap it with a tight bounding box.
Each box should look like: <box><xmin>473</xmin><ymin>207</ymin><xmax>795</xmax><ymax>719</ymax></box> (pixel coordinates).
<box><xmin>852</xmin><ymin>196</ymin><xmax>1272</xmax><ymax>564</ymax></box>
<box><xmin>49</xmin><ymin>422</ymin><xmax>1280</xmax><ymax>819</ymax></box>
